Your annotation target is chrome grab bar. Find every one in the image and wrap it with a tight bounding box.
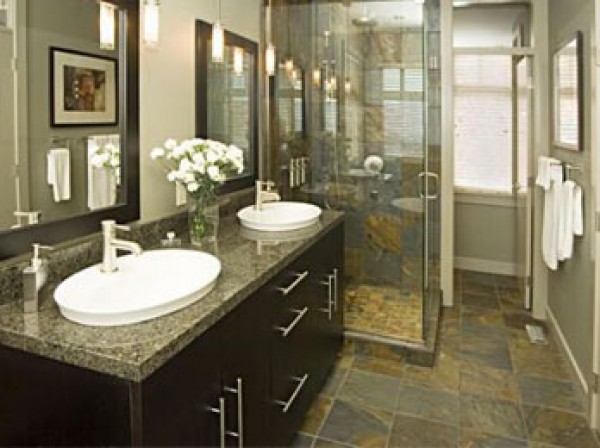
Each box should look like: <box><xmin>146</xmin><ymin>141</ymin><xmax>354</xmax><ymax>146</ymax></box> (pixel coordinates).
<box><xmin>276</xmin><ymin>307</ymin><xmax>309</xmax><ymax>337</ymax></box>
<box><xmin>276</xmin><ymin>374</ymin><xmax>309</xmax><ymax>413</ymax></box>
<box><xmin>277</xmin><ymin>271</ymin><xmax>309</xmax><ymax>296</ymax></box>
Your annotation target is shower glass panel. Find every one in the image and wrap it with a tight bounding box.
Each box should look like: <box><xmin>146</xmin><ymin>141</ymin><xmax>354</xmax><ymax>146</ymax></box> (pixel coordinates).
<box><xmin>268</xmin><ymin>0</ymin><xmax>440</xmax><ymax>344</ymax></box>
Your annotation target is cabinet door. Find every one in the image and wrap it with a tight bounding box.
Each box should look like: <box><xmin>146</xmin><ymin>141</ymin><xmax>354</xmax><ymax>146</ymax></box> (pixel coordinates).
<box><xmin>220</xmin><ymin>292</ymin><xmax>270</xmax><ymax>447</ymax></box>
<box><xmin>305</xmin><ymin>224</ymin><xmax>345</xmax><ymax>395</ymax></box>
<box><xmin>141</xmin><ymin>324</ymin><xmax>224</xmax><ymax>447</ymax></box>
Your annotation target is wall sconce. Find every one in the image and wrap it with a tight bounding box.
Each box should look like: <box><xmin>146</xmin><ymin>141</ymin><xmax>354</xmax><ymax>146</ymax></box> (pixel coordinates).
<box><xmin>99</xmin><ymin>1</ymin><xmax>117</xmax><ymax>50</ymax></box>
<box><xmin>212</xmin><ymin>0</ymin><xmax>224</xmax><ymax>62</ymax></box>
<box><xmin>345</xmin><ymin>77</ymin><xmax>351</xmax><ymax>94</ymax></box>
<box><xmin>312</xmin><ymin>67</ymin><xmax>321</xmax><ymax>86</ymax></box>
<box><xmin>266</xmin><ymin>43</ymin><xmax>276</xmax><ymax>76</ymax></box>
<box><xmin>284</xmin><ymin>57</ymin><xmax>294</xmax><ymax>74</ymax></box>
<box><xmin>265</xmin><ymin>0</ymin><xmax>276</xmax><ymax>76</ymax></box>
<box><xmin>233</xmin><ymin>47</ymin><xmax>244</xmax><ymax>75</ymax></box>
<box><xmin>143</xmin><ymin>0</ymin><xmax>160</xmax><ymax>48</ymax></box>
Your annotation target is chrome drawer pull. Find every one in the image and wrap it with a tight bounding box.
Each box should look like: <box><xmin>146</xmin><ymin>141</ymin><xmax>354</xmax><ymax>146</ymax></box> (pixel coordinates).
<box><xmin>332</xmin><ymin>268</ymin><xmax>339</xmax><ymax>312</ymax></box>
<box><xmin>276</xmin><ymin>307</ymin><xmax>309</xmax><ymax>337</ymax></box>
<box><xmin>277</xmin><ymin>271</ymin><xmax>309</xmax><ymax>296</ymax></box>
<box><xmin>276</xmin><ymin>373</ymin><xmax>309</xmax><ymax>413</ymax></box>
<box><xmin>208</xmin><ymin>397</ymin><xmax>226</xmax><ymax>448</ymax></box>
<box><xmin>224</xmin><ymin>378</ymin><xmax>244</xmax><ymax>448</ymax></box>
<box><xmin>320</xmin><ymin>275</ymin><xmax>334</xmax><ymax>321</ymax></box>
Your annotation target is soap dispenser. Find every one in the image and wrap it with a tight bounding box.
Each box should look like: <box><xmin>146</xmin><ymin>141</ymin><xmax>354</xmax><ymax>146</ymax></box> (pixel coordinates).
<box><xmin>22</xmin><ymin>243</ymin><xmax>54</xmax><ymax>313</ymax></box>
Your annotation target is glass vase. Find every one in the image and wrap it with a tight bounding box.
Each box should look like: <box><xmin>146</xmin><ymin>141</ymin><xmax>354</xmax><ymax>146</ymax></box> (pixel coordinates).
<box><xmin>188</xmin><ymin>194</ymin><xmax>219</xmax><ymax>246</ymax></box>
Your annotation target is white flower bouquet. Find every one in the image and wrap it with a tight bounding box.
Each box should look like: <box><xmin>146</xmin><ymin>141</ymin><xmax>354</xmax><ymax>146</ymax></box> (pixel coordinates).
<box><xmin>90</xmin><ymin>142</ymin><xmax>120</xmax><ymax>170</ymax></box>
<box><xmin>151</xmin><ymin>138</ymin><xmax>244</xmax><ymax>244</ymax></box>
<box><xmin>151</xmin><ymin>138</ymin><xmax>243</xmax><ymax>199</ymax></box>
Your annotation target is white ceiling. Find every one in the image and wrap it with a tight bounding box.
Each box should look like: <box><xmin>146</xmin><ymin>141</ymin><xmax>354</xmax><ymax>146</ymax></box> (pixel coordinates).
<box><xmin>347</xmin><ymin>1</ymin><xmax>424</xmax><ymax>28</ymax></box>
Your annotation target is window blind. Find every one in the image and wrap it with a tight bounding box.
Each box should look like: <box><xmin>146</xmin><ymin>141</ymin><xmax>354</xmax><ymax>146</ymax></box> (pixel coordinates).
<box><xmin>454</xmin><ymin>54</ymin><xmax>513</xmax><ymax>192</ymax></box>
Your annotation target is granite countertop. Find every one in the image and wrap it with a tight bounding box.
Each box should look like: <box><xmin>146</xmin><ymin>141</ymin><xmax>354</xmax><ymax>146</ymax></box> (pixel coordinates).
<box><xmin>0</xmin><ymin>210</ymin><xmax>344</xmax><ymax>382</ymax></box>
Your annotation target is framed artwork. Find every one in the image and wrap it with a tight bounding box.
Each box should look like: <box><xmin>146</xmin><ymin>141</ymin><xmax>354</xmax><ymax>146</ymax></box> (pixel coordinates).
<box><xmin>50</xmin><ymin>47</ymin><xmax>118</xmax><ymax>126</ymax></box>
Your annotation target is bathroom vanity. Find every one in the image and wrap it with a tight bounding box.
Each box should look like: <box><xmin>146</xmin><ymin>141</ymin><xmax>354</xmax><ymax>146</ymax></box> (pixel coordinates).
<box><xmin>0</xmin><ymin>211</ymin><xmax>344</xmax><ymax>447</ymax></box>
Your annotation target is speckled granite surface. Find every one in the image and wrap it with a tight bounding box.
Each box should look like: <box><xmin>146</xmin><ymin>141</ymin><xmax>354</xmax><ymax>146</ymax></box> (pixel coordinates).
<box><xmin>0</xmin><ymin>210</ymin><xmax>343</xmax><ymax>382</ymax></box>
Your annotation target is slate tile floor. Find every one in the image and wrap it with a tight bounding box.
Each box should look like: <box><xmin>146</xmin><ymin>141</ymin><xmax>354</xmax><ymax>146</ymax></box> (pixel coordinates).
<box><xmin>294</xmin><ymin>270</ymin><xmax>599</xmax><ymax>448</ymax></box>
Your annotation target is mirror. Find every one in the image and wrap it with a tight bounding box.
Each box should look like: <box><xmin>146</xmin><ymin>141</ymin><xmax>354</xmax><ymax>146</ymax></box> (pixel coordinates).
<box><xmin>195</xmin><ymin>20</ymin><xmax>258</xmax><ymax>193</ymax></box>
<box><xmin>553</xmin><ymin>32</ymin><xmax>583</xmax><ymax>151</ymax></box>
<box><xmin>0</xmin><ymin>0</ymin><xmax>139</xmax><ymax>259</ymax></box>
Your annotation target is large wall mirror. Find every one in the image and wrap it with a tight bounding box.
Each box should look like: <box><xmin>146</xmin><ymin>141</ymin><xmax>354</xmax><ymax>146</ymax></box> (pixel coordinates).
<box><xmin>553</xmin><ymin>31</ymin><xmax>583</xmax><ymax>151</ymax></box>
<box><xmin>195</xmin><ymin>20</ymin><xmax>258</xmax><ymax>193</ymax></box>
<box><xmin>0</xmin><ymin>0</ymin><xmax>139</xmax><ymax>260</ymax></box>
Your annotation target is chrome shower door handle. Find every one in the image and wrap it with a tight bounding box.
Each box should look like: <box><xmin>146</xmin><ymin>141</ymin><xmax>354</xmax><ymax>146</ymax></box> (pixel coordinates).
<box><xmin>419</xmin><ymin>172</ymin><xmax>439</xmax><ymax>200</ymax></box>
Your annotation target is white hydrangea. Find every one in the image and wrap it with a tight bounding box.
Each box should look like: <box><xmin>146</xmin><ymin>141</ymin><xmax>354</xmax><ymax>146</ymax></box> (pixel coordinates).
<box><xmin>151</xmin><ymin>138</ymin><xmax>245</xmax><ymax>197</ymax></box>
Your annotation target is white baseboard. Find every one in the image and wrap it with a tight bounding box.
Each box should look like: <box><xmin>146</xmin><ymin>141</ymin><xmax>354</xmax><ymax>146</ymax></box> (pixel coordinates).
<box><xmin>546</xmin><ymin>305</ymin><xmax>589</xmax><ymax>395</ymax></box>
<box><xmin>454</xmin><ymin>256</ymin><xmax>518</xmax><ymax>276</ymax></box>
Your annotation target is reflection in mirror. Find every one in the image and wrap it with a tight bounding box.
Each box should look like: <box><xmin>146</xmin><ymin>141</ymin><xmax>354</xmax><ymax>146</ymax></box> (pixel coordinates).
<box><xmin>553</xmin><ymin>32</ymin><xmax>583</xmax><ymax>151</ymax></box>
<box><xmin>277</xmin><ymin>65</ymin><xmax>305</xmax><ymax>138</ymax></box>
<box><xmin>196</xmin><ymin>20</ymin><xmax>258</xmax><ymax>193</ymax></box>
<box><xmin>0</xmin><ymin>0</ymin><xmax>127</xmax><ymax>232</ymax></box>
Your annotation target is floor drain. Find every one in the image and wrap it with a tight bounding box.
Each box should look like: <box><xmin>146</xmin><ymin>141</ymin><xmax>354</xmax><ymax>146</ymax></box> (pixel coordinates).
<box><xmin>526</xmin><ymin>324</ymin><xmax>548</xmax><ymax>345</ymax></box>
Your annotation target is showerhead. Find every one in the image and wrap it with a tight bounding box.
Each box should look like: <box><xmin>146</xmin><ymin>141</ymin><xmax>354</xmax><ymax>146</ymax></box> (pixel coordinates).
<box><xmin>352</xmin><ymin>16</ymin><xmax>378</xmax><ymax>27</ymax></box>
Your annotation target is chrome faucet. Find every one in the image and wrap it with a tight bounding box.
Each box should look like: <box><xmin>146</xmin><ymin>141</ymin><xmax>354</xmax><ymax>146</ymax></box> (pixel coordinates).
<box><xmin>23</xmin><ymin>244</ymin><xmax>54</xmax><ymax>313</ymax></box>
<box><xmin>101</xmin><ymin>220</ymin><xmax>143</xmax><ymax>273</ymax></box>
<box><xmin>255</xmin><ymin>180</ymin><xmax>281</xmax><ymax>211</ymax></box>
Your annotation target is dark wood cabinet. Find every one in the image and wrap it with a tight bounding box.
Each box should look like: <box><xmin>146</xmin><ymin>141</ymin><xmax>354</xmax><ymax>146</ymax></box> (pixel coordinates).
<box><xmin>0</xmin><ymin>222</ymin><xmax>344</xmax><ymax>447</ymax></box>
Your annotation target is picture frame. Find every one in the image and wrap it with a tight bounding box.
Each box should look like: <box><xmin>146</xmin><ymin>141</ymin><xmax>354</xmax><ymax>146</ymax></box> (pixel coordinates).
<box><xmin>50</xmin><ymin>47</ymin><xmax>118</xmax><ymax>127</ymax></box>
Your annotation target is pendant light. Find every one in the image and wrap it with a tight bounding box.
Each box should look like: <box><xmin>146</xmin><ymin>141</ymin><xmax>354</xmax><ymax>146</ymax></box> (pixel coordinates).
<box><xmin>233</xmin><ymin>47</ymin><xmax>244</xmax><ymax>75</ymax></box>
<box><xmin>99</xmin><ymin>1</ymin><xmax>117</xmax><ymax>50</ymax></box>
<box><xmin>284</xmin><ymin>4</ymin><xmax>294</xmax><ymax>75</ymax></box>
<box><xmin>265</xmin><ymin>0</ymin><xmax>276</xmax><ymax>76</ymax></box>
<box><xmin>212</xmin><ymin>0</ymin><xmax>224</xmax><ymax>63</ymax></box>
<box><xmin>143</xmin><ymin>0</ymin><xmax>160</xmax><ymax>48</ymax></box>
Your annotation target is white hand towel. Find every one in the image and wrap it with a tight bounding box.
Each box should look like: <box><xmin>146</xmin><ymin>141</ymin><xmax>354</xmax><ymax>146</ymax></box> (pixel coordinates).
<box><xmin>88</xmin><ymin>166</ymin><xmax>118</xmax><ymax>210</ymax></box>
<box><xmin>541</xmin><ymin>164</ymin><xmax>564</xmax><ymax>270</ymax></box>
<box><xmin>574</xmin><ymin>184</ymin><xmax>584</xmax><ymax>236</ymax></box>
<box><xmin>558</xmin><ymin>180</ymin><xmax>575</xmax><ymax>261</ymax></box>
<box><xmin>47</xmin><ymin>148</ymin><xmax>71</xmax><ymax>202</ymax></box>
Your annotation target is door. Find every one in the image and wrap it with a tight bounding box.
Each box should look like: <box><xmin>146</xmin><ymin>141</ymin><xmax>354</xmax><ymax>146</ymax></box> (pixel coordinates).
<box><xmin>513</xmin><ymin>56</ymin><xmax>533</xmax><ymax>309</ymax></box>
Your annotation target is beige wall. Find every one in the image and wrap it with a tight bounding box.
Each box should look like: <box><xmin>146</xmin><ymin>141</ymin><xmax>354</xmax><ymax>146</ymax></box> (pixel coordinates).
<box><xmin>139</xmin><ymin>0</ymin><xmax>261</xmax><ymax>223</ymax></box>
<box><xmin>454</xmin><ymin>197</ymin><xmax>518</xmax><ymax>271</ymax></box>
<box><xmin>547</xmin><ymin>0</ymin><xmax>595</xmax><ymax>387</ymax></box>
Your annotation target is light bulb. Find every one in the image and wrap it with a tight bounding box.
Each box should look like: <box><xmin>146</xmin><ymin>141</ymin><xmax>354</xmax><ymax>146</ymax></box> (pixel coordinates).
<box><xmin>266</xmin><ymin>43</ymin><xmax>276</xmax><ymax>76</ymax></box>
<box><xmin>234</xmin><ymin>47</ymin><xmax>244</xmax><ymax>75</ymax></box>
<box><xmin>143</xmin><ymin>0</ymin><xmax>159</xmax><ymax>48</ymax></box>
<box><xmin>99</xmin><ymin>2</ymin><xmax>117</xmax><ymax>50</ymax></box>
<box><xmin>285</xmin><ymin>57</ymin><xmax>294</xmax><ymax>73</ymax></box>
<box><xmin>212</xmin><ymin>22</ymin><xmax>224</xmax><ymax>63</ymax></box>
<box><xmin>312</xmin><ymin>68</ymin><xmax>321</xmax><ymax>86</ymax></box>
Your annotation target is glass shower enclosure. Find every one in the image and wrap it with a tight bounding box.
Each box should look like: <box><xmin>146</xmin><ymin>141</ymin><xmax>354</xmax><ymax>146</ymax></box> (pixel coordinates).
<box><xmin>266</xmin><ymin>0</ymin><xmax>441</xmax><ymax>345</ymax></box>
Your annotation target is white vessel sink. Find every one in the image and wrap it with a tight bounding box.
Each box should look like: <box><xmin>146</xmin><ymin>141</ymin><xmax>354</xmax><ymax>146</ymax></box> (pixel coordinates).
<box><xmin>237</xmin><ymin>202</ymin><xmax>322</xmax><ymax>232</ymax></box>
<box><xmin>54</xmin><ymin>249</ymin><xmax>221</xmax><ymax>327</ymax></box>
<box><xmin>391</xmin><ymin>197</ymin><xmax>424</xmax><ymax>214</ymax></box>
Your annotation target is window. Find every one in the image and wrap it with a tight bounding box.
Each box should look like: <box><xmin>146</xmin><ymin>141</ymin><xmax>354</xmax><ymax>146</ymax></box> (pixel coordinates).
<box><xmin>454</xmin><ymin>54</ymin><xmax>513</xmax><ymax>193</ymax></box>
<box><xmin>379</xmin><ymin>67</ymin><xmax>424</xmax><ymax>157</ymax></box>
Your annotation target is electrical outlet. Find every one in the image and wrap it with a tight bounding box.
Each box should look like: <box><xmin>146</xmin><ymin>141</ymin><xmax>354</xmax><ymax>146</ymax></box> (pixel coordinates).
<box><xmin>175</xmin><ymin>182</ymin><xmax>187</xmax><ymax>207</ymax></box>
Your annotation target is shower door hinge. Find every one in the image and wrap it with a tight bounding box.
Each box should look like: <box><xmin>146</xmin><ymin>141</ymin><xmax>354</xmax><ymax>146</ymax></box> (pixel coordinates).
<box><xmin>593</xmin><ymin>373</ymin><xmax>600</xmax><ymax>394</ymax></box>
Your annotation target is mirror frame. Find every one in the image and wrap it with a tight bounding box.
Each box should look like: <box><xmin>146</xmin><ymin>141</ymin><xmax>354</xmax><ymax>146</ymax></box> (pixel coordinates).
<box><xmin>195</xmin><ymin>20</ymin><xmax>259</xmax><ymax>194</ymax></box>
<box><xmin>552</xmin><ymin>31</ymin><xmax>584</xmax><ymax>151</ymax></box>
<box><xmin>0</xmin><ymin>0</ymin><xmax>140</xmax><ymax>260</ymax></box>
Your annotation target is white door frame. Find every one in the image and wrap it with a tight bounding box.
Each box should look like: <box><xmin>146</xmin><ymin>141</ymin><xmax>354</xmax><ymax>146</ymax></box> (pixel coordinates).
<box><xmin>591</xmin><ymin>0</ymin><xmax>600</xmax><ymax>430</ymax></box>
